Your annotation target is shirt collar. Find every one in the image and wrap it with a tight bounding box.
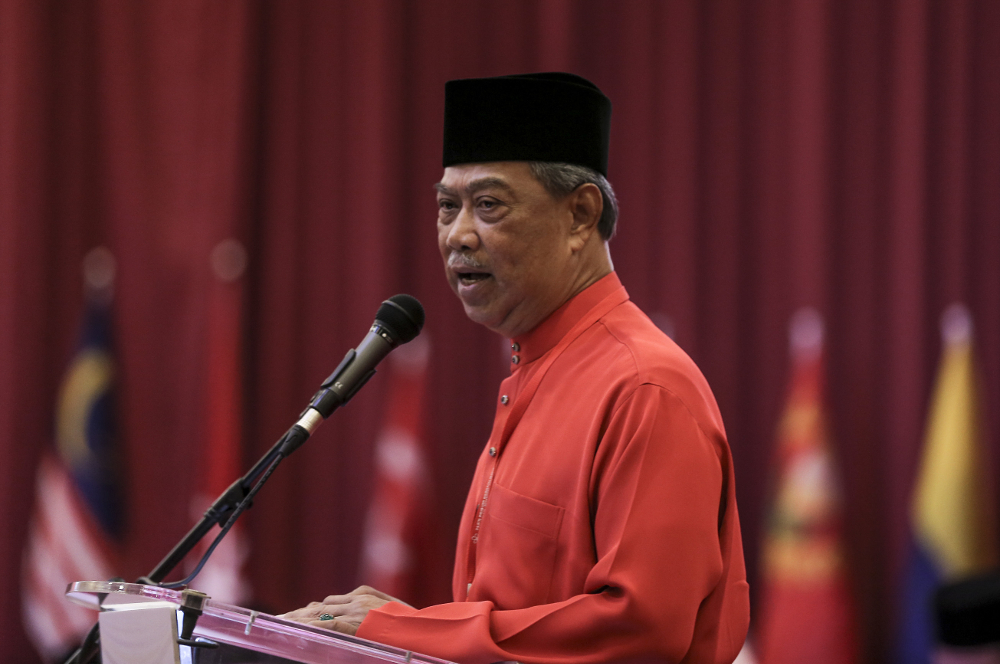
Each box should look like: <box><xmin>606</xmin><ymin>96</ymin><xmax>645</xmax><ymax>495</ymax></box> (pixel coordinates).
<box><xmin>509</xmin><ymin>272</ymin><xmax>626</xmax><ymax>368</ymax></box>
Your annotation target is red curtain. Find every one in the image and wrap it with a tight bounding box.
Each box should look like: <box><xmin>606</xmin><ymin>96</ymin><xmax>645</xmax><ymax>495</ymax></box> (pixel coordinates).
<box><xmin>1</xmin><ymin>1</ymin><xmax>998</xmax><ymax>662</ymax></box>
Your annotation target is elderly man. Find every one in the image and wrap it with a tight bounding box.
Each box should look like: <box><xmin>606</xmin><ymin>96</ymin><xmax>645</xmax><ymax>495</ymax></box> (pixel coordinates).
<box><xmin>283</xmin><ymin>73</ymin><xmax>750</xmax><ymax>664</ymax></box>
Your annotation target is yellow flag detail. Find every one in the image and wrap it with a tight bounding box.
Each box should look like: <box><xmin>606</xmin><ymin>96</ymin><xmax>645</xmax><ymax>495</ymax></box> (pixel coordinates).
<box><xmin>56</xmin><ymin>349</ymin><xmax>114</xmax><ymax>467</ymax></box>
<box><xmin>912</xmin><ymin>328</ymin><xmax>995</xmax><ymax>577</ymax></box>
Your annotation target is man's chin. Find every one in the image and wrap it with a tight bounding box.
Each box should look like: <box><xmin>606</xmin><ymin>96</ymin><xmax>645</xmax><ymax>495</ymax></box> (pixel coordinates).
<box><xmin>461</xmin><ymin>303</ymin><xmax>496</xmax><ymax>327</ymax></box>
<box><xmin>459</xmin><ymin>301</ymin><xmax>507</xmax><ymax>335</ymax></box>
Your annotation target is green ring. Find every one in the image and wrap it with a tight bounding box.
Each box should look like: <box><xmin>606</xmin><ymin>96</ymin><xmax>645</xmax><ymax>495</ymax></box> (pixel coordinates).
<box><xmin>319</xmin><ymin>613</ymin><xmax>334</xmax><ymax>621</ymax></box>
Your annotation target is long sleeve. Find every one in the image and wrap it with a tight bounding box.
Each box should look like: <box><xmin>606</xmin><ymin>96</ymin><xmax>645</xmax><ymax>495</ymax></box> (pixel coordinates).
<box><xmin>357</xmin><ymin>384</ymin><xmax>749</xmax><ymax>664</ymax></box>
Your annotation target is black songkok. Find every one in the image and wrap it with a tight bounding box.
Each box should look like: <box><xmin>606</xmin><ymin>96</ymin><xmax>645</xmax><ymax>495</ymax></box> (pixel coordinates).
<box><xmin>443</xmin><ymin>72</ymin><xmax>612</xmax><ymax>176</ymax></box>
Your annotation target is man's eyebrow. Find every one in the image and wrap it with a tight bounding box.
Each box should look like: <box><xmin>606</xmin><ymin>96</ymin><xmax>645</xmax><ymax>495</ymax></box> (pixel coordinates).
<box><xmin>434</xmin><ymin>177</ymin><xmax>515</xmax><ymax>196</ymax></box>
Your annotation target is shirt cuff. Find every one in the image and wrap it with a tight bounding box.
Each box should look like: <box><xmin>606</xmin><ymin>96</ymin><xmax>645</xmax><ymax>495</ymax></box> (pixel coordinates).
<box><xmin>356</xmin><ymin>600</ymin><xmax>418</xmax><ymax>642</ymax></box>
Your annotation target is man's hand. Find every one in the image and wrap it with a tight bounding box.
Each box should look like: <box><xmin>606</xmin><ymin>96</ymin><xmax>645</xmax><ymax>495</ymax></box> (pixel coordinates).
<box><xmin>277</xmin><ymin>585</ymin><xmax>411</xmax><ymax>636</ymax></box>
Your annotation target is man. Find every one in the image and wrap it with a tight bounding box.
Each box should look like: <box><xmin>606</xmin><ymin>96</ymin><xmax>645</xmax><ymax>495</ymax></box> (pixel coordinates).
<box><xmin>282</xmin><ymin>73</ymin><xmax>750</xmax><ymax>663</ymax></box>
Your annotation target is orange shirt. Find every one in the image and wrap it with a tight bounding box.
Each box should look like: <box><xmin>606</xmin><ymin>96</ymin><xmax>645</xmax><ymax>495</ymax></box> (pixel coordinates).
<box><xmin>358</xmin><ymin>273</ymin><xmax>749</xmax><ymax>663</ymax></box>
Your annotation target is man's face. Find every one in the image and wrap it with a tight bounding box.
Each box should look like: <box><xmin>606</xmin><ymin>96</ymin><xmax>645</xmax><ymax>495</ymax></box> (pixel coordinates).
<box><xmin>436</xmin><ymin>162</ymin><xmax>578</xmax><ymax>338</ymax></box>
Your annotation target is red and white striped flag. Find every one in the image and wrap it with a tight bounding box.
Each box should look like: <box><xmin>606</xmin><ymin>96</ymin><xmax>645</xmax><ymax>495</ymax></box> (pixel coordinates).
<box><xmin>185</xmin><ymin>239</ymin><xmax>251</xmax><ymax>604</ymax></box>
<box><xmin>22</xmin><ymin>247</ymin><xmax>123</xmax><ymax>661</ymax></box>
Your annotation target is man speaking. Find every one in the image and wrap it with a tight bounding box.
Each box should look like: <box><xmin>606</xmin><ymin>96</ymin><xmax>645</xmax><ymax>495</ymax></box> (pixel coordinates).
<box><xmin>282</xmin><ymin>73</ymin><xmax>750</xmax><ymax>664</ymax></box>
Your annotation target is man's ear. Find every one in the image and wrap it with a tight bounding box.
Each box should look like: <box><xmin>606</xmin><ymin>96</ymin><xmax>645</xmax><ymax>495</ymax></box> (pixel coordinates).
<box><xmin>568</xmin><ymin>183</ymin><xmax>603</xmax><ymax>248</ymax></box>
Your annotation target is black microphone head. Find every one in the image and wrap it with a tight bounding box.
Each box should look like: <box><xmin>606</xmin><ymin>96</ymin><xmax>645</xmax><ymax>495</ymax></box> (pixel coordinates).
<box><xmin>376</xmin><ymin>294</ymin><xmax>425</xmax><ymax>344</ymax></box>
<box><xmin>935</xmin><ymin>571</ymin><xmax>1000</xmax><ymax>646</ymax></box>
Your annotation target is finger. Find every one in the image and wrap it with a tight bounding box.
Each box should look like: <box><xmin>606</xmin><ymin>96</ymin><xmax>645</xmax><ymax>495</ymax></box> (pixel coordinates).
<box><xmin>322</xmin><ymin>594</ymin><xmax>353</xmax><ymax>605</ymax></box>
<box><xmin>351</xmin><ymin>585</ymin><xmax>387</xmax><ymax>600</ymax></box>
<box><xmin>348</xmin><ymin>585</ymin><xmax>398</xmax><ymax>603</ymax></box>
<box><xmin>308</xmin><ymin>616</ymin><xmax>358</xmax><ymax>636</ymax></box>
<box><xmin>278</xmin><ymin>610</ymin><xmax>314</xmax><ymax>622</ymax></box>
<box><xmin>279</xmin><ymin>605</ymin><xmax>334</xmax><ymax>623</ymax></box>
<box><xmin>277</xmin><ymin>600</ymin><xmax>323</xmax><ymax>618</ymax></box>
<box><xmin>324</xmin><ymin>585</ymin><xmax>395</xmax><ymax>604</ymax></box>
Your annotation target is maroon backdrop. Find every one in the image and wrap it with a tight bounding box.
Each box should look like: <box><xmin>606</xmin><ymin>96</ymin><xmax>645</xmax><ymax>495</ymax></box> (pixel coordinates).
<box><xmin>2</xmin><ymin>1</ymin><xmax>998</xmax><ymax>662</ymax></box>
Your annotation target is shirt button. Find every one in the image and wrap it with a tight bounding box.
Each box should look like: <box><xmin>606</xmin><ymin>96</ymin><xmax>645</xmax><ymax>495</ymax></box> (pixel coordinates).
<box><xmin>500</xmin><ymin>395</ymin><xmax>509</xmax><ymax>405</ymax></box>
<box><xmin>489</xmin><ymin>447</ymin><xmax>497</xmax><ymax>457</ymax></box>
<box><xmin>511</xmin><ymin>342</ymin><xmax>521</xmax><ymax>352</ymax></box>
<box><xmin>512</xmin><ymin>355</ymin><xmax>520</xmax><ymax>365</ymax></box>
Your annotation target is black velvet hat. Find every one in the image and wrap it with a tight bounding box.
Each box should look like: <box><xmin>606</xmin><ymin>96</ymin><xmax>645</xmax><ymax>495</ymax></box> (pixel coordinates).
<box><xmin>443</xmin><ymin>73</ymin><xmax>612</xmax><ymax>176</ymax></box>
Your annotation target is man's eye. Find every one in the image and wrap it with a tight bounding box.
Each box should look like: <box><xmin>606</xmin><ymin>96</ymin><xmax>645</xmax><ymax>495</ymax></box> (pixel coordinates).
<box><xmin>438</xmin><ymin>200</ymin><xmax>457</xmax><ymax>211</ymax></box>
<box><xmin>479</xmin><ymin>199</ymin><xmax>498</xmax><ymax>210</ymax></box>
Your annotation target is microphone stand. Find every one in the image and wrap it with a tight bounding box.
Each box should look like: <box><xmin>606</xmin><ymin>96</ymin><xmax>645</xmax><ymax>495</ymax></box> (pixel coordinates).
<box><xmin>62</xmin><ymin>425</ymin><xmax>304</xmax><ymax>664</ymax></box>
<box><xmin>62</xmin><ymin>296</ymin><xmax>425</xmax><ymax>663</ymax></box>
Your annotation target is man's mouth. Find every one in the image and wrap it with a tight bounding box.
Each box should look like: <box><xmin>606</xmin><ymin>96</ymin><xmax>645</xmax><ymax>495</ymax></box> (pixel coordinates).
<box><xmin>457</xmin><ymin>272</ymin><xmax>491</xmax><ymax>285</ymax></box>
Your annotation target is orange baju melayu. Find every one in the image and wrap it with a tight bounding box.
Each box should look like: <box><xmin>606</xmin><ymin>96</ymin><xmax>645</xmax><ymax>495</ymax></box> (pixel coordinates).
<box><xmin>358</xmin><ymin>273</ymin><xmax>750</xmax><ymax>663</ymax></box>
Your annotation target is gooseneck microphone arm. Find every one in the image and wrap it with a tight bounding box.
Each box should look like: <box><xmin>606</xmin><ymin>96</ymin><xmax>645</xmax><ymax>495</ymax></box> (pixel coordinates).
<box><xmin>62</xmin><ymin>294</ymin><xmax>425</xmax><ymax>664</ymax></box>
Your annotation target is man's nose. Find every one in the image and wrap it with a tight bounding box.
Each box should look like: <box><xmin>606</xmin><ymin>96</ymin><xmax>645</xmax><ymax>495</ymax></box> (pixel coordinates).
<box><xmin>446</xmin><ymin>207</ymin><xmax>479</xmax><ymax>251</ymax></box>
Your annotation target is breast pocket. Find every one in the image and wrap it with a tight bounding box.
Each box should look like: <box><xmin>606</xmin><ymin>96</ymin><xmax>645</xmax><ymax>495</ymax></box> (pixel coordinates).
<box><xmin>474</xmin><ymin>482</ymin><xmax>565</xmax><ymax>609</ymax></box>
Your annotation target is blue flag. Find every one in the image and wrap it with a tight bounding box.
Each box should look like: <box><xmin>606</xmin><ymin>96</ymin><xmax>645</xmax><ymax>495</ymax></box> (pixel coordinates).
<box><xmin>22</xmin><ymin>256</ymin><xmax>123</xmax><ymax>660</ymax></box>
<box><xmin>896</xmin><ymin>304</ymin><xmax>997</xmax><ymax>663</ymax></box>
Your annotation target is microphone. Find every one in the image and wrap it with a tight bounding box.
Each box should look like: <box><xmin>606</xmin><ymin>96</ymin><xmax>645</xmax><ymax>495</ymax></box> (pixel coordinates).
<box><xmin>936</xmin><ymin>570</ymin><xmax>1000</xmax><ymax>647</ymax></box>
<box><xmin>278</xmin><ymin>294</ymin><xmax>424</xmax><ymax>456</ymax></box>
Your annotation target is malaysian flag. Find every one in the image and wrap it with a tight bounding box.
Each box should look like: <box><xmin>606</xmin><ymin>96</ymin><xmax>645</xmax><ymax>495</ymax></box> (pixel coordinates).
<box><xmin>22</xmin><ymin>247</ymin><xmax>123</xmax><ymax>661</ymax></box>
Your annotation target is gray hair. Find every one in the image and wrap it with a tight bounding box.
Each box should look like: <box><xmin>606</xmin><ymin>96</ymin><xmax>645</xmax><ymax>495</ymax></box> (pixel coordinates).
<box><xmin>528</xmin><ymin>162</ymin><xmax>619</xmax><ymax>240</ymax></box>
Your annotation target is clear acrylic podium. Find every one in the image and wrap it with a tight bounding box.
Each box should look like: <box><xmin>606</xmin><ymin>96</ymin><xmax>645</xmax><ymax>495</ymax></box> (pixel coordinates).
<box><xmin>67</xmin><ymin>581</ymin><xmax>455</xmax><ymax>664</ymax></box>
